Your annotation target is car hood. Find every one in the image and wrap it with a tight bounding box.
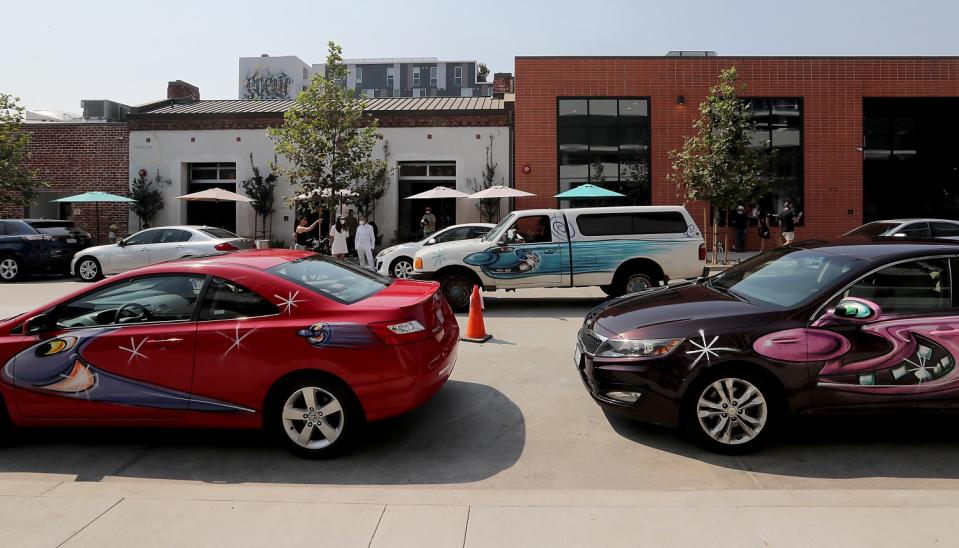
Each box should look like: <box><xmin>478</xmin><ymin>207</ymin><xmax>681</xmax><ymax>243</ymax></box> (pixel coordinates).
<box><xmin>414</xmin><ymin>238</ymin><xmax>485</xmax><ymax>258</ymax></box>
<box><xmin>588</xmin><ymin>282</ymin><xmax>777</xmax><ymax>340</ymax></box>
<box><xmin>76</xmin><ymin>243</ymin><xmax>115</xmax><ymax>256</ymax></box>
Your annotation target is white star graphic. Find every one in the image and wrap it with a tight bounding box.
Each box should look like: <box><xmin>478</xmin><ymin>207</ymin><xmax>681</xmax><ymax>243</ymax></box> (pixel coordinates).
<box><xmin>431</xmin><ymin>249</ymin><xmax>447</xmax><ymax>267</ymax></box>
<box><xmin>685</xmin><ymin>329</ymin><xmax>738</xmax><ymax>366</ymax></box>
<box><xmin>274</xmin><ymin>290</ymin><xmax>303</xmax><ymax>315</ymax></box>
<box><xmin>904</xmin><ymin>345</ymin><xmax>934</xmax><ymax>383</ymax></box>
<box><xmin>118</xmin><ymin>336</ymin><xmax>149</xmax><ymax>363</ymax></box>
<box><xmin>218</xmin><ymin>323</ymin><xmax>256</xmax><ymax>357</ymax></box>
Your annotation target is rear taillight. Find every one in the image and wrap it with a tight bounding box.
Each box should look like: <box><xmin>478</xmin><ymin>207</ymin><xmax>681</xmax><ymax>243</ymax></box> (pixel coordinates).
<box><xmin>698</xmin><ymin>243</ymin><xmax>706</xmax><ymax>261</ymax></box>
<box><xmin>368</xmin><ymin>320</ymin><xmax>428</xmax><ymax>345</ymax></box>
<box><xmin>215</xmin><ymin>242</ymin><xmax>238</xmax><ymax>251</ymax></box>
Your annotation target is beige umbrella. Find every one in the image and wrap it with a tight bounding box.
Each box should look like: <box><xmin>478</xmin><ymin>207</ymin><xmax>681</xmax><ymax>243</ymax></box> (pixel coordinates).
<box><xmin>404</xmin><ymin>186</ymin><xmax>471</xmax><ymax>200</ymax></box>
<box><xmin>176</xmin><ymin>187</ymin><xmax>253</xmax><ymax>203</ymax></box>
<box><xmin>467</xmin><ymin>185</ymin><xmax>535</xmax><ymax>199</ymax></box>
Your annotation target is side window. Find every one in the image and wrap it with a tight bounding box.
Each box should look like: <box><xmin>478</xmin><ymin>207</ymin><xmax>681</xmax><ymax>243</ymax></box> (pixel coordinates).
<box><xmin>576</xmin><ymin>212</ymin><xmax>688</xmax><ymax>236</ymax></box>
<box><xmin>0</xmin><ymin>222</ymin><xmax>7</xmax><ymax>236</ymax></box>
<box><xmin>157</xmin><ymin>229</ymin><xmax>191</xmax><ymax>243</ymax></box>
<box><xmin>126</xmin><ymin>229</ymin><xmax>160</xmax><ymax>245</ymax></box>
<box><xmin>54</xmin><ymin>275</ymin><xmax>206</xmax><ymax>328</ymax></box>
<box><xmin>198</xmin><ymin>278</ymin><xmax>279</xmax><ymax>321</ymax></box>
<box><xmin>899</xmin><ymin>223</ymin><xmax>931</xmax><ymax>238</ymax></box>
<box><xmin>505</xmin><ymin>216</ymin><xmax>552</xmax><ymax>244</ymax></box>
<box><xmin>469</xmin><ymin>226</ymin><xmax>491</xmax><ymax>238</ymax></box>
<box><xmin>5</xmin><ymin>221</ymin><xmax>35</xmax><ymax>236</ymax></box>
<box><xmin>844</xmin><ymin>258</ymin><xmax>951</xmax><ymax>314</ymax></box>
<box><xmin>435</xmin><ymin>227</ymin><xmax>470</xmax><ymax>243</ymax></box>
<box><xmin>933</xmin><ymin>222</ymin><xmax>959</xmax><ymax>238</ymax></box>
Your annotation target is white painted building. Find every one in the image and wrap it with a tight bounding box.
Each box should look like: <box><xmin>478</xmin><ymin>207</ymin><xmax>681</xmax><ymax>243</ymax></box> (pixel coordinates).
<box><xmin>126</xmin><ymin>97</ymin><xmax>512</xmax><ymax>246</ymax></box>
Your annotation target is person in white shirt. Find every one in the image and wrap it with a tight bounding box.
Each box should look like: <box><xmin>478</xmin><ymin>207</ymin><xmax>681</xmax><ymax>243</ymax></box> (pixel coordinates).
<box><xmin>329</xmin><ymin>216</ymin><xmax>349</xmax><ymax>259</ymax></box>
<box><xmin>355</xmin><ymin>215</ymin><xmax>376</xmax><ymax>270</ymax></box>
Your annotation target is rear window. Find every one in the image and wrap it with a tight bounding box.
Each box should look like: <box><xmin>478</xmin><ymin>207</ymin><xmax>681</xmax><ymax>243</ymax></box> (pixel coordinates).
<box><xmin>267</xmin><ymin>255</ymin><xmax>390</xmax><ymax>304</ymax></box>
<box><xmin>201</xmin><ymin>228</ymin><xmax>239</xmax><ymax>239</ymax></box>
<box><xmin>843</xmin><ymin>222</ymin><xmax>899</xmax><ymax>238</ymax></box>
<box><xmin>576</xmin><ymin>212</ymin><xmax>688</xmax><ymax>237</ymax></box>
<box><xmin>2</xmin><ymin>221</ymin><xmax>37</xmax><ymax>236</ymax></box>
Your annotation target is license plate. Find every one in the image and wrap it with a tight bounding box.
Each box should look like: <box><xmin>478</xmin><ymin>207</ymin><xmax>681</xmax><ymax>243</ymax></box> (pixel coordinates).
<box><xmin>66</xmin><ymin>238</ymin><xmax>77</xmax><ymax>243</ymax></box>
<box><xmin>573</xmin><ymin>345</ymin><xmax>582</xmax><ymax>367</ymax></box>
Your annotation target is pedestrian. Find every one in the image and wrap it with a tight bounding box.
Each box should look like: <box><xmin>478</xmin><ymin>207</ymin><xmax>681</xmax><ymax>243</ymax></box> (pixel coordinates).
<box><xmin>779</xmin><ymin>200</ymin><xmax>803</xmax><ymax>245</ymax></box>
<box><xmin>420</xmin><ymin>206</ymin><xmax>436</xmax><ymax>238</ymax></box>
<box><xmin>329</xmin><ymin>216</ymin><xmax>349</xmax><ymax>259</ymax></box>
<box><xmin>292</xmin><ymin>217</ymin><xmax>319</xmax><ymax>250</ymax></box>
<box><xmin>345</xmin><ymin>209</ymin><xmax>359</xmax><ymax>256</ymax></box>
<box><xmin>731</xmin><ymin>205</ymin><xmax>748</xmax><ymax>251</ymax></box>
<box><xmin>355</xmin><ymin>215</ymin><xmax>376</xmax><ymax>270</ymax></box>
<box><xmin>758</xmin><ymin>212</ymin><xmax>771</xmax><ymax>251</ymax></box>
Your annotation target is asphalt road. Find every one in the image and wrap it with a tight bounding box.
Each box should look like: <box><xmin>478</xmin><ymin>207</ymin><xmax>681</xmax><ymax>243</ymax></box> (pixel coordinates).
<box><xmin>2</xmin><ymin>279</ymin><xmax>959</xmax><ymax>546</ymax></box>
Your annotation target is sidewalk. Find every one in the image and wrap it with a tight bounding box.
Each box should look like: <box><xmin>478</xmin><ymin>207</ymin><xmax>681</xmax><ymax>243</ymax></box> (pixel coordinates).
<box><xmin>2</xmin><ymin>480</ymin><xmax>956</xmax><ymax>547</ymax></box>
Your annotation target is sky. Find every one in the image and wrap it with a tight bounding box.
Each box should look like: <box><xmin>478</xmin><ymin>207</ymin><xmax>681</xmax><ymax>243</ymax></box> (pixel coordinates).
<box><xmin>5</xmin><ymin>0</ymin><xmax>959</xmax><ymax>113</ymax></box>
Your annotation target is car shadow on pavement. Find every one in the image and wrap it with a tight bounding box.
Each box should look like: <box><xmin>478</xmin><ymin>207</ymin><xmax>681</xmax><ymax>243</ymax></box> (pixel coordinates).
<box><xmin>0</xmin><ymin>380</ymin><xmax>526</xmax><ymax>485</ymax></box>
<box><xmin>470</xmin><ymin>297</ymin><xmax>606</xmax><ymax>319</ymax></box>
<box><xmin>606</xmin><ymin>411</ymin><xmax>959</xmax><ymax>480</ymax></box>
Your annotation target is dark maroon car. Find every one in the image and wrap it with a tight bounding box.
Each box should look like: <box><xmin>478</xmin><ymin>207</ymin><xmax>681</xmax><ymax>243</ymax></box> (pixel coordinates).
<box><xmin>577</xmin><ymin>238</ymin><xmax>959</xmax><ymax>453</ymax></box>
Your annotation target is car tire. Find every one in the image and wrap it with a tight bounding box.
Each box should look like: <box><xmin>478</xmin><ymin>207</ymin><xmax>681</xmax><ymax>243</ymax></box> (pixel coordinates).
<box><xmin>0</xmin><ymin>256</ymin><xmax>23</xmax><ymax>283</ymax></box>
<box><xmin>76</xmin><ymin>257</ymin><xmax>103</xmax><ymax>282</ymax></box>
<box><xmin>683</xmin><ymin>369</ymin><xmax>779</xmax><ymax>455</ymax></box>
<box><xmin>270</xmin><ymin>376</ymin><xmax>362</xmax><ymax>459</ymax></box>
<box><xmin>621</xmin><ymin>271</ymin><xmax>655</xmax><ymax>294</ymax></box>
<box><xmin>439</xmin><ymin>272</ymin><xmax>474</xmax><ymax>312</ymax></box>
<box><xmin>390</xmin><ymin>257</ymin><xmax>414</xmax><ymax>279</ymax></box>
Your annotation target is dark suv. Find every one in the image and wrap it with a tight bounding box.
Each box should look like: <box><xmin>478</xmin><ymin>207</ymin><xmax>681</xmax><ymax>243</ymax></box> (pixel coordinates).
<box><xmin>0</xmin><ymin>220</ymin><xmax>92</xmax><ymax>282</ymax></box>
<box><xmin>576</xmin><ymin>238</ymin><xmax>959</xmax><ymax>453</ymax></box>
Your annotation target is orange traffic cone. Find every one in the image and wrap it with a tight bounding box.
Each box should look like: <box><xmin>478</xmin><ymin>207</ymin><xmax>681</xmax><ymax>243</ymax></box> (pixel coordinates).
<box><xmin>461</xmin><ymin>285</ymin><xmax>492</xmax><ymax>343</ymax></box>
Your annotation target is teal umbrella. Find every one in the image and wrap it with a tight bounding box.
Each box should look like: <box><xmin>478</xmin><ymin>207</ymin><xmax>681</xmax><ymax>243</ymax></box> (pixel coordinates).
<box><xmin>554</xmin><ymin>184</ymin><xmax>625</xmax><ymax>199</ymax></box>
<box><xmin>53</xmin><ymin>192</ymin><xmax>135</xmax><ymax>245</ymax></box>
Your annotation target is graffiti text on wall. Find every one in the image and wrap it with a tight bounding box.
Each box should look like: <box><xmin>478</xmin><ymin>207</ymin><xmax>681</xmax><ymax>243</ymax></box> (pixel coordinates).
<box><xmin>243</xmin><ymin>69</ymin><xmax>294</xmax><ymax>100</ymax></box>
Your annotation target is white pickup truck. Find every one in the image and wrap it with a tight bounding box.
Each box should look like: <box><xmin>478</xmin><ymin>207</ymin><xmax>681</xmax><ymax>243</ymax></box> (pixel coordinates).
<box><xmin>411</xmin><ymin>206</ymin><xmax>705</xmax><ymax>310</ymax></box>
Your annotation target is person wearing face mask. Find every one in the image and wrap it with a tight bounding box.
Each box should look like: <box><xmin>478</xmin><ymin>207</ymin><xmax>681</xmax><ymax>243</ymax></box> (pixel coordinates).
<box><xmin>355</xmin><ymin>215</ymin><xmax>376</xmax><ymax>270</ymax></box>
<box><xmin>330</xmin><ymin>216</ymin><xmax>349</xmax><ymax>259</ymax></box>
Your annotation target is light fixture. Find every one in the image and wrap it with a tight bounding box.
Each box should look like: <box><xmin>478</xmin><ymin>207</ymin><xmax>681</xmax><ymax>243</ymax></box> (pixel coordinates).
<box><xmin>676</xmin><ymin>95</ymin><xmax>685</xmax><ymax>105</ymax></box>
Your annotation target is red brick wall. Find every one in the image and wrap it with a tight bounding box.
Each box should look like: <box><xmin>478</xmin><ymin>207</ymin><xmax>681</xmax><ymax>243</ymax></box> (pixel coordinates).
<box><xmin>0</xmin><ymin>123</ymin><xmax>129</xmax><ymax>243</ymax></box>
<box><xmin>513</xmin><ymin>57</ymin><xmax>959</xmax><ymax>249</ymax></box>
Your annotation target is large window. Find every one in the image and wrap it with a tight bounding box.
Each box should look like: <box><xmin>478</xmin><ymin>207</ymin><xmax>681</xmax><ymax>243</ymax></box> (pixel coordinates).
<box><xmin>746</xmin><ymin>98</ymin><xmax>803</xmax><ymax>220</ymax></box>
<box><xmin>187</xmin><ymin>162</ymin><xmax>237</xmax><ymax>232</ymax></box>
<box><xmin>430</xmin><ymin>66</ymin><xmax>438</xmax><ymax>88</ymax></box>
<box><xmin>557</xmin><ymin>98</ymin><xmax>651</xmax><ymax>206</ymax></box>
<box><xmin>397</xmin><ymin>161</ymin><xmax>457</xmax><ymax>241</ymax></box>
<box><xmin>454</xmin><ymin>66</ymin><xmax>463</xmax><ymax>87</ymax></box>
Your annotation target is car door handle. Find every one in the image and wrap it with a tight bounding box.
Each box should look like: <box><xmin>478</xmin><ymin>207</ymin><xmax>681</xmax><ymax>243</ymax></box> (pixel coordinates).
<box><xmin>146</xmin><ymin>338</ymin><xmax>183</xmax><ymax>344</ymax></box>
<box><xmin>140</xmin><ymin>249</ymin><xmax>148</xmax><ymax>253</ymax></box>
<box><xmin>542</xmin><ymin>249</ymin><xmax>556</xmax><ymax>254</ymax></box>
<box><xmin>931</xmin><ymin>328</ymin><xmax>959</xmax><ymax>337</ymax></box>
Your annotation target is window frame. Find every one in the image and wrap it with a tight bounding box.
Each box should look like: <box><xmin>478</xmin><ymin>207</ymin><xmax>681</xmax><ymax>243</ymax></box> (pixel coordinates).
<box><xmin>197</xmin><ymin>277</ymin><xmax>280</xmax><ymax>322</ymax></box>
<box><xmin>575</xmin><ymin>211</ymin><xmax>689</xmax><ymax>237</ymax></box>
<box><xmin>386</xmin><ymin>67</ymin><xmax>395</xmax><ymax>89</ymax></box>
<box><xmin>556</xmin><ymin>96</ymin><xmax>652</xmax><ymax>206</ymax></box>
<box><xmin>413</xmin><ymin>68</ymin><xmax>421</xmax><ymax>88</ymax></box>
<box><xmin>810</xmin><ymin>254</ymin><xmax>959</xmax><ymax>322</ymax></box>
<box><xmin>742</xmin><ymin>97</ymin><xmax>805</xmax><ymax>223</ymax></box>
<box><xmin>124</xmin><ymin>229</ymin><xmax>162</xmax><ymax>246</ymax></box>
<box><xmin>429</xmin><ymin>66</ymin><xmax>438</xmax><ymax>88</ymax></box>
<box><xmin>355</xmin><ymin>66</ymin><xmax>363</xmax><ymax>86</ymax></box>
<box><xmin>504</xmin><ymin>215</ymin><xmax>554</xmax><ymax>245</ymax></box>
<box><xmin>453</xmin><ymin>66</ymin><xmax>463</xmax><ymax>87</ymax></box>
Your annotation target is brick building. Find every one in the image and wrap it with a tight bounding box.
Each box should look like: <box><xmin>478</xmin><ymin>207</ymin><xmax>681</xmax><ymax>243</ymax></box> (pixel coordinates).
<box><xmin>1</xmin><ymin>123</ymin><xmax>129</xmax><ymax>244</ymax></box>
<box><xmin>512</xmin><ymin>55</ymin><xmax>959</xmax><ymax>249</ymax></box>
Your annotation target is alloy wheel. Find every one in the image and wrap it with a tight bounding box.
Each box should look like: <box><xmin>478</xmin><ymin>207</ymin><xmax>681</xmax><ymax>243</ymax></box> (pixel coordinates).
<box><xmin>625</xmin><ymin>274</ymin><xmax>652</xmax><ymax>293</ymax></box>
<box><xmin>393</xmin><ymin>259</ymin><xmax>413</xmax><ymax>279</ymax></box>
<box><xmin>281</xmin><ymin>386</ymin><xmax>345</xmax><ymax>450</ymax></box>
<box><xmin>0</xmin><ymin>258</ymin><xmax>19</xmax><ymax>281</ymax></box>
<box><xmin>78</xmin><ymin>259</ymin><xmax>99</xmax><ymax>281</ymax></box>
<box><xmin>696</xmin><ymin>377</ymin><xmax>767</xmax><ymax>446</ymax></box>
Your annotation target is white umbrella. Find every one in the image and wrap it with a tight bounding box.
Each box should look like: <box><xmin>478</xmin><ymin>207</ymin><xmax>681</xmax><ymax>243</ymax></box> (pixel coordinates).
<box><xmin>404</xmin><ymin>186</ymin><xmax>471</xmax><ymax>200</ymax></box>
<box><xmin>293</xmin><ymin>188</ymin><xmax>357</xmax><ymax>201</ymax></box>
<box><xmin>176</xmin><ymin>188</ymin><xmax>252</xmax><ymax>203</ymax></box>
<box><xmin>467</xmin><ymin>185</ymin><xmax>535</xmax><ymax>199</ymax></box>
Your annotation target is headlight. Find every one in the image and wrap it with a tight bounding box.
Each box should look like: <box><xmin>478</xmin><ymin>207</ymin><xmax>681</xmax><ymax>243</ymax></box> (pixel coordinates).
<box><xmin>595</xmin><ymin>338</ymin><xmax>684</xmax><ymax>359</ymax></box>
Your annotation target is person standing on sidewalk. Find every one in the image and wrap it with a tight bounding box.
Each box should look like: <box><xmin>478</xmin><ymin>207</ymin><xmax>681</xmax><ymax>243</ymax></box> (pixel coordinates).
<box><xmin>355</xmin><ymin>215</ymin><xmax>376</xmax><ymax>271</ymax></box>
<box><xmin>420</xmin><ymin>207</ymin><xmax>436</xmax><ymax>238</ymax></box>
<box><xmin>731</xmin><ymin>205</ymin><xmax>748</xmax><ymax>251</ymax></box>
<box><xmin>758</xmin><ymin>212</ymin><xmax>771</xmax><ymax>251</ymax></box>
<box><xmin>779</xmin><ymin>201</ymin><xmax>803</xmax><ymax>245</ymax></box>
<box><xmin>345</xmin><ymin>209</ymin><xmax>359</xmax><ymax>257</ymax></box>
<box><xmin>293</xmin><ymin>217</ymin><xmax>319</xmax><ymax>251</ymax></box>
<box><xmin>330</xmin><ymin>216</ymin><xmax>349</xmax><ymax>260</ymax></box>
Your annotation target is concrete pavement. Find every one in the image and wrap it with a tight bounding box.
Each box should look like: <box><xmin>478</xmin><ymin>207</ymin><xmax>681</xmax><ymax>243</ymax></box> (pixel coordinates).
<box><xmin>1</xmin><ymin>280</ymin><xmax>959</xmax><ymax>546</ymax></box>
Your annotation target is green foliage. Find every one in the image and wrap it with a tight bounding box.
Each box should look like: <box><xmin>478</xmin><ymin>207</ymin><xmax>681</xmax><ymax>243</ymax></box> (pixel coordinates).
<box><xmin>269</xmin><ymin>41</ymin><xmax>386</xmax><ymax>215</ymax></box>
<box><xmin>667</xmin><ymin>67</ymin><xmax>768</xmax><ymax>258</ymax></box>
<box><xmin>352</xmin><ymin>140</ymin><xmax>392</xmax><ymax>219</ymax></box>
<box><xmin>468</xmin><ymin>135</ymin><xmax>501</xmax><ymax>223</ymax></box>
<box><xmin>0</xmin><ymin>93</ymin><xmax>46</xmax><ymax>208</ymax></box>
<box><xmin>241</xmin><ymin>152</ymin><xmax>278</xmax><ymax>239</ymax></box>
<box><xmin>129</xmin><ymin>171</ymin><xmax>166</xmax><ymax>230</ymax></box>
<box><xmin>477</xmin><ymin>63</ymin><xmax>490</xmax><ymax>83</ymax></box>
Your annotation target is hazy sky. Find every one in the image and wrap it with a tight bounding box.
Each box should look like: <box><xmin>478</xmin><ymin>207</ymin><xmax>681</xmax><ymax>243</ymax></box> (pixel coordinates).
<box><xmin>5</xmin><ymin>0</ymin><xmax>958</xmax><ymax>113</ymax></box>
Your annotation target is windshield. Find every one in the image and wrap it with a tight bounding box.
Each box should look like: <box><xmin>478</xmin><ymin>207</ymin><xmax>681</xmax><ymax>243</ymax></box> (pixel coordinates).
<box><xmin>843</xmin><ymin>222</ymin><xmax>899</xmax><ymax>238</ymax></box>
<box><xmin>482</xmin><ymin>214</ymin><xmax>516</xmax><ymax>242</ymax></box>
<box><xmin>268</xmin><ymin>254</ymin><xmax>390</xmax><ymax>304</ymax></box>
<box><xmin>709</xmin><ymin>247</ymin><xmax>862</xmax><ymax>308</ymax></box>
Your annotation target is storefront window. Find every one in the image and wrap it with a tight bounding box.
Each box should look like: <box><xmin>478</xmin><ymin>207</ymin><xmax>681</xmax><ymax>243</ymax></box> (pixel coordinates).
<box><xmin>557</xmin><ymin>97</ymin><xmax>651</xmax><ymax>206</ymax></box>
<box><xmin>745</xmin><ymin>98</ymin><xmax>804</xmax><ymax>221</ymax></box>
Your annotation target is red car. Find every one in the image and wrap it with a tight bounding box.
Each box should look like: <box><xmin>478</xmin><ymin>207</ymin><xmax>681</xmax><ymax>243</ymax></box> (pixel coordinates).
<box><xmin>0</xmin><ymin>250</ymin><xmax>459</xmax><ymax>458</ymax></box>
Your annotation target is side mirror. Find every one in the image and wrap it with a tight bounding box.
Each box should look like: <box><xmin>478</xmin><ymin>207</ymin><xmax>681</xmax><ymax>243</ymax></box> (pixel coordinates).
<box><xmin>24</xmin><ymin>313</ymin><xmax>57</xmax><ymax>335</ymax></box>
<box><xmin>496</xmin><ymin>237</ymin><xmax>507</xmax><ymax>247</ymax></box>
<box><xmin>117</xmin><ymin>239</ymin><xmax>126</xmax><ymax>247</ymax></box>
<box><xmin>426</xmin><ymin>238</ymin><xmax>437</xmax><ymax>245</ymax></box>
<box><xmin>812</xmin><ymin>298</ymin><xmax>881</xmax><ymax>327</ymax></box>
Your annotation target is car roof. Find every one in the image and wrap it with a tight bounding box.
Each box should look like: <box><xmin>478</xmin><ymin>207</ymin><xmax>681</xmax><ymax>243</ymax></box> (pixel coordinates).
<box><xmin>442</xmin><ymin>222</ymin><xmax>496</xmax><ymax>229</ymax></box>
<box><xmin>795</xmin><ymin>237</ymin><xmax>959</xmax><ymax>261</ymax></box>
<box><xmin>867</xmin><ymin>218</ymin><xmax>959</xmax><ymax>224</ymax></box>
<box><xmin>159</xmin><ymin>249</ymin><xmax>312</xmax><ymax>271</ymax></box>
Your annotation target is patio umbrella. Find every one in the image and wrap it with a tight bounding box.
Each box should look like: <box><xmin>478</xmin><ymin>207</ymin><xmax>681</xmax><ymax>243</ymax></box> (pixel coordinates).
<box><xmin>467</xmin><ymin>185</ymin><xmax>536</xmax><ymax>199</ymax></box>
<box><xmin>176</xmin><ymin>187</ymin><xmax>252</xmax><ymax>203</ymax></box>
<box><xmin>554</xmin><ymin>184</ymin><xmax>625</xmax><ymax>199</ymax></box>
<box><xmin>404</xmin><ymin>186</ymin><xmax>471</xmax><ymax>200</ymax></box>
<box><xmin>52</xmin><ymin>191</ymin><xmax>135</xmax><ymax>245</ymax></box>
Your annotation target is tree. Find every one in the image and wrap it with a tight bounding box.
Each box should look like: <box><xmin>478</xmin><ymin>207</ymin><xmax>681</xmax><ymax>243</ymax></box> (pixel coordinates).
<box><xmin>468</xmin><ymin>135</ymin><xmax>500</xmax><ymax>223</ymax></box>
<box><xmin>667</xmin><ymin>67</ymin><xmax>768</xmax><ymax>262</ymax></box>
<box><xmin>0</xmin><ymin>93</ymin><xmax>46</xmax><ymax>208</ymax></box>
<box><xmin>352</xmin><ymin>140</ymin><xmax>392</xmax><ymax>219</ymax></box>
<box><xmin>269</xmin><ymin>41</ymin><xmax>385</xmax><ymax>216</ymax></box>
<box><xmin>241</xmin><ymin>152</ymin><xmax>278</xmax><ymax>240</ymax></box>
<box><xmin>477</xmin><ymin>63</ymin><xmax>490</xmax><ymax>83</ymax></box>
<box><xmin>129</xmin><ymin>170</ymin><xmax>166</xmax><ymax>230</ymax></box>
